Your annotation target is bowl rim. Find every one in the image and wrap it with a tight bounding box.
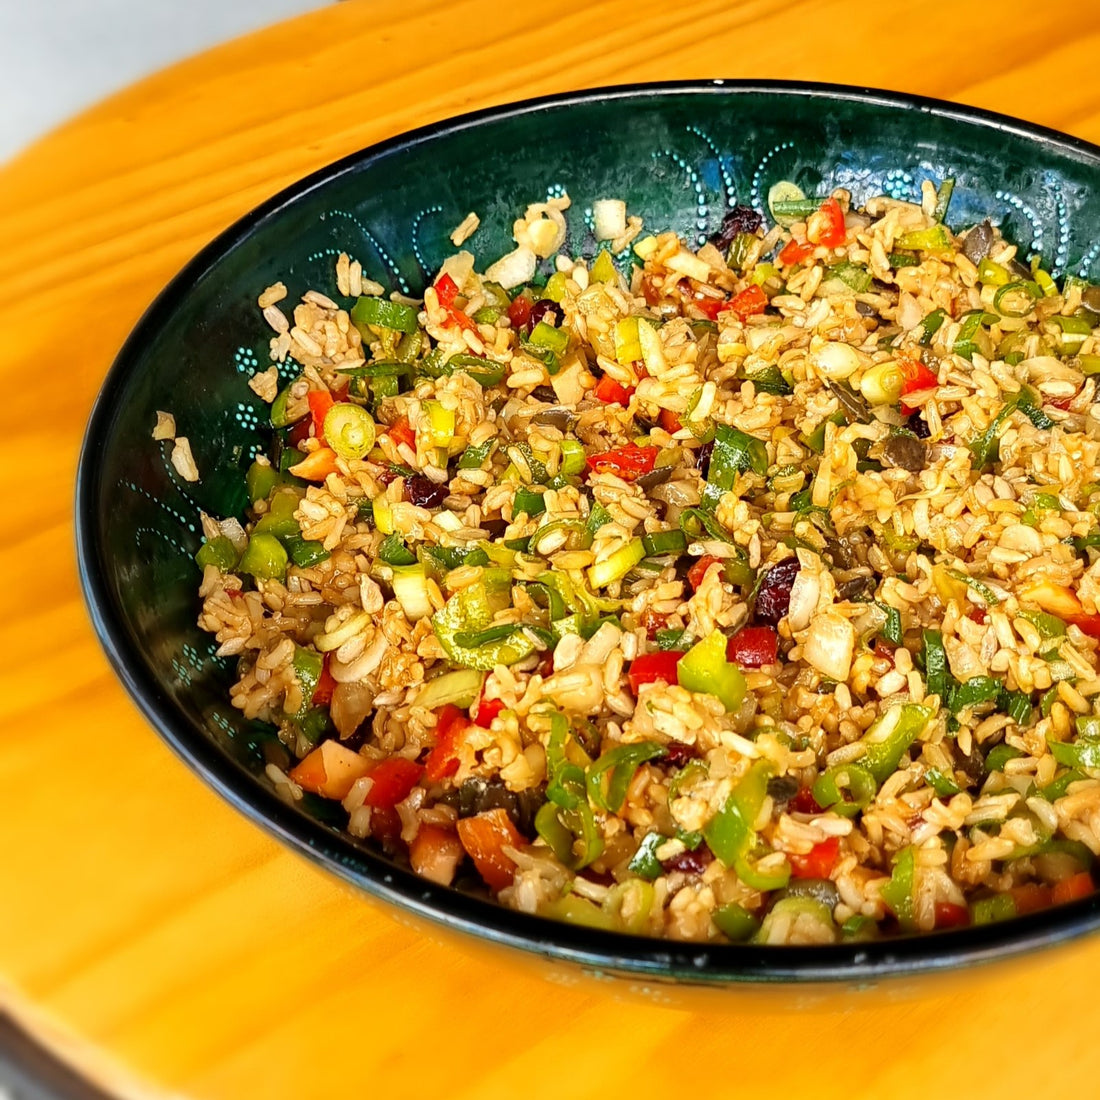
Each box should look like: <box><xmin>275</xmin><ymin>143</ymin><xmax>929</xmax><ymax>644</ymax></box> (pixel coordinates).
<box><xmin>76</xmin><ymin>79</ymin><xmax>1100</xmax><ymax>985</ymax></box>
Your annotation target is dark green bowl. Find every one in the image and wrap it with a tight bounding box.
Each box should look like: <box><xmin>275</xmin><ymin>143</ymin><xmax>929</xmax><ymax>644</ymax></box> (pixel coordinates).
<box><xmin>77</xmin><ymin>81</ymin><xmax>1100</xmax><ymax>986</ymax></box>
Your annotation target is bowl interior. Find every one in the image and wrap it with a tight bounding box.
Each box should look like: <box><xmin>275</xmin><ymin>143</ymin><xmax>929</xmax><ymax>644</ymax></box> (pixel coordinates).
<box><xmin>78</xmin><ymin>82</ymin><xmax>1100</xmax><ymax>983</ymax></box>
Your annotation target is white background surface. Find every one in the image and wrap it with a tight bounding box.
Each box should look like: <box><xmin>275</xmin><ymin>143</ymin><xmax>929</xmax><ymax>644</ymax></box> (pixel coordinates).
<box><xmin>0</xmin><ymin>0</ymin><xmax>327</xmax><ymax>164</ymax></box>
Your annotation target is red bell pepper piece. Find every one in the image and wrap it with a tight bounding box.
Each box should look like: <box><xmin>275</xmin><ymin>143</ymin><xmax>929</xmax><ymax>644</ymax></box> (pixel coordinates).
<box><xmin>311</xmin><ymin>654</ymin><xmax>336</xmax><ymax>707</ymax></box>
<box><xmin>423</xmin><ymin>705</ymin><xmax>468</xmax><ymax>783</ymax></box>
<box><xmin>507</xmin><ymin>294</ymin><xmax>532</xmax><ymax>329</ymax></box>
<box><xmin>586</xmin><ymin>443</ymin><xmax>658</xmax><ymax>481</ymax></box>
<box><xmin>1052</xmin><ymin>871</ymin><xmax>1094</xmax><ymax>905</ymax></box>
<box><xmin>725</xmin><ymin>625</ymin><xmax>778</xmax><ymax>668</ymax></box>
<box><xmin>730</xmin><ymin>284</ymin><xmax>767</xmax><ymax>319</ymax></box>
<box><xmin>627</xmin><ymin>650</ymin><xmax>684</xmax><ymax>694</ymax></box>
<box><xmin>387</xmin><ymin>416</ymin><xmax>416</xmax><ymax>450</ymax></box>
<box><xmin>687</xmin><ymin>555</ymin><xmax>723</xmax><ymax>592</ymax></box>
<box><xmin>594</xmin><ymin>374</ymin><xmax>635</xmax><ymax>405</ymax></box>
<box><xmin>456</xmin><ymin>809</ymin><xmax>525</xmax><ymax>892</ymax></box>
<box><xmin>778</xmin><ymin>238</ymin><xmax>814</xmax><ymax>265</ymax></box>
<box><xmin>897</xmin><ymin>356</ymin><xmax>939</xmax><ymax>414</ymax></box>
<box><xmin>434</xmin><ymin>272</ymin><xmax>459</xmax><ymax>308</ymax></box>
<box><xmin>806</xmin><ymin>197</ymin><xmax>846</xmax><ymax>248</ymax></box>
<box><xmin>694</xmin><ymin>296</ymin><xmax>728</xmax><ymax>320</ymax></box>
<box><xmin>363</xmin><ymin>758</ymin><xmax>424</xmax><ymax>809</ymax></box>
<box><xmin>307</xmin><ymin>389</ymin><xmax>335</xmax><ymax>443</ymax></box>
<box><xmin>789</xmin><ymin>836</ymin><xmax>840</xmax><ymax>879</ymax></box>
<box><xmin>658</xmin><ymin>408</ymin><xmax>683</xmax><ymax>434</ymax></box>
<box><xmin>933</xmin><ymin>901</ymin><xmax>970</xmax><ymax>929</ymax></box>
<box><xmin>472</xmin><ymin>692</ymin><xmax>504</xmax><ymax>728</ymax></box>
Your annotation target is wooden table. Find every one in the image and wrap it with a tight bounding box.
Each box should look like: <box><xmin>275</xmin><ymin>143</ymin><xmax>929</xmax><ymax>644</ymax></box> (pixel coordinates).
<box><xmin>2</xmin><ymin>1</ymin><xmax>1100</xmax><ymax>1096</ymax></box>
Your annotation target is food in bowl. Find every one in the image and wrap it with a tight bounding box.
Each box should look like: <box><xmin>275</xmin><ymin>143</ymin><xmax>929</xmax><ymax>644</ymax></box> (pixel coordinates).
<box><xmin>190</xmin><ymin>179</ymin><xmax>1100</xmax><ymax>945</ymax></box>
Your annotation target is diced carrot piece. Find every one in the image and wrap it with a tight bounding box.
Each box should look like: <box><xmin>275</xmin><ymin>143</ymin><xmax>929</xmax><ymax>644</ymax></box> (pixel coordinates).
<box><xmin>307</xmin><ymin>389</ymin><xmax>335</xmax><ymax>443</ymax></box>
<box><xmin>409</xmin><ymin>825</ymin><xmax>465</xmax><ymax>886</ymax></box>
<box><xmin>289</xmin><ymin>740</ymin><xmax>372</xmax><ymax>800</ymax></box>
<box><xmin>1010</xmin><ymin>883</ymin><xmax>1053</xmax><ymax>915</ymax></box>
<box><xmin>1052</xmin><ymin>871</ymin><xmax>1093</xmax><ymax>906</ymax></box>
<box><xmin>288</xmin><ymin>447</ymin><xmax>339</xmax><ymax>481</ymax></box>
<box><xmin>456</xmin><ymin>808</ymin><xmax>524</xmax><ymax>892</ymax></box>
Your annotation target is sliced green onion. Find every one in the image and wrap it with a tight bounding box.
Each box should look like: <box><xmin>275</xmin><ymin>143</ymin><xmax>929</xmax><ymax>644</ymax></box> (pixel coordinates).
<box><xmin>922</xmin><ymin>630</ymin><xmax>950</xmax><ymax>701</ymax></box>
<box><xmin>529</xmin><ymin>519</ymin><xmax>592</xmax><ymax>556</ymax></box>
<box><xmin>918</xmin><ymin>308</ymin><xmax>946</xmax><ymax>345</ymax></box>
<box><xmin>876</xmin><ymin>601</ymin><xmax>903</xmax><ymax>645</ymax></box>
<box><xmin>993</xmin><ymin>280</ymin><xmax>1042</xmax><ymax>318</ymax></box>
<box><xmin>812</xmin><ymin>763</ymin><xmax>877</xmax><ymax>818</ymax></box>
<box><xmin>458</xmin><ymin>439</ymin><xmax>496</xmax><ymax>470</ymax></box>
<box><xmin>1049</xmin><ymin>314</ymin><xmax>1093</xmax><ymax>353</ymax></box>
<box><xmin>587</xmin><ymin>537</ymin><xmax>645</xmax><ymax>588</ymax></box>
<box><xmin>932</xmin><ymin>178</ymin><xmax>955</xmax><ymax>223</ymax></box>
<box><xmin>323</xmin><ymin>403</ymin><xmax>376</xmax><ymax>461</ymax></box>
<box><xmin>391</xmin><ymin>564</ymin><xmax>434</xmax><ymax>621</ymax></box>
<box><xmin>953</xmin><ymin>309</ymin><xmax>990</xmax><ymax>361</ymax></box>
<box><xmin>283</xmin><ymin>535</ymin><xmax>330</xmax><ymax>568</ymax></box>
<box><xmin>768</xmin><ymin>181</ymin><xmax>807</xmax><ymax>227</ymax></box>
<box><xmin>351</xmin><ymin>295</ymin><xmax>419</xmax><ymax>335</ymax></box>
<box><xmin>414</xmin><ymin>668</ymin><xmax>485</xmax><ymax>710</ymax></box>
<box><xmin>586</xmin><ymin>501</ymin><xmax>614</xmax><ymax>533</ymax></box>
<box><xmin>245</xmin><ymin>459</ymin><xmax>278</xmax><ymax>505</ymax></box>
<box><xmin>335</xmin><ymin>360</ymin><xmax>413</xmax><ymax>378</ymax></box>
<box><xmin>895</xmin><ymin>225</ymin><xmax>953</xmax><ymax>252</ymax></box>
<box><xmin>701</xmin><ymin>423</ymin><xmax>769</xmax><ymax>509</ymax></box>
<box><xmin>642</xmin><ymin>529</ymin><xmax>688</xmax><ymax>556</ymax></box>
<box><xmin>513</xmin><ymin>485</ymin><xmax>546</xmax><ymax>518</ymax></box>
<box><xmin>679</xmin><ymin>507</ymin><xmax>734</xmax><ymax>543</ymax></box>
<box><xmin>447</xmin><ymin>353</ymin><xmax>506</xmax><ymax>387</ymax></box>
<box><xmin>859</xmin><ymin>361</ymin><xmax>903</xmax><ymax>406</ymax></box>
<box><xmin>949</xmin><ymin>675</ymin><xmax>1001</xmax><ymax>715</ymax></box>
<box><xmin>924</xmin><ymin>768</ymin><xmax>961</xmax><ymax>798</ymax></box>
<box><xmin>889</xmin><ymin>250</ymin><xmax>920</xmax><ymax>269</ymax></box>
<box><xmin>559</xmin><ymin>439</ymin><xmax>587</xmax><ymax>476</ymax></box>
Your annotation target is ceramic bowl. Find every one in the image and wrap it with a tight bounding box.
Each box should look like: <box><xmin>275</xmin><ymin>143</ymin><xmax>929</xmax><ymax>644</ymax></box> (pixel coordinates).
<box><xmin>77</xmin><ymin>81</ymin><xmax>1100</xmax><ymax>985</ymax></box>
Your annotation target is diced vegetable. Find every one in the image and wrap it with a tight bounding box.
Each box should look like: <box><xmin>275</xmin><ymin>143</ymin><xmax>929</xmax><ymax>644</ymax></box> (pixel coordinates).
<box><xmin>627</xmin><ymin>650</ymin><xmax>684</xmax><ymax>694</ymax></box>
<box><xmin>677</xmin><ymin>630</ymin><xmax>747</xmax><ymax>711</ymax></box>
<box><xmin>363</xmin><ymin>757</ymin><xmax>424</xmax><ymax>809</ymax></box>
<box><xmin>351</xmin><ymin>295</ymin><xmax>419</xmax><ymax>335</ymax></box>
<box><xmin>409</xmin><ymin>825</ymin><xmax>464</xmax><ymax>886</ymax></box>
<box><xmin>289</xmin><ymin>740</ymin><xmax>372</xmax><ymax>800</ymax></box>
<box><xmin>457</xmin><ymin>809</ymin><xmax>525</xmax><ymax>891</ymax></box>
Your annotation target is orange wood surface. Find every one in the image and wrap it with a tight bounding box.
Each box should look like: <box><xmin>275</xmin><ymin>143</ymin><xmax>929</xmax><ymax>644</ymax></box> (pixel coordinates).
<box><xmin>2</xmin><ymin>1</ymin><xmax>1100</xmax><ymax>1096</ymax></box>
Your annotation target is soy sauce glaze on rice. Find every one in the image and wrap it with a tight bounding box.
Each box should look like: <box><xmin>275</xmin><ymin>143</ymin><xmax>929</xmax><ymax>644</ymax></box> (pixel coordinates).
<box><xmin>194</xmin><ymin>182</ymin><xmax>1100</xmax><ymax>944</ymax></box>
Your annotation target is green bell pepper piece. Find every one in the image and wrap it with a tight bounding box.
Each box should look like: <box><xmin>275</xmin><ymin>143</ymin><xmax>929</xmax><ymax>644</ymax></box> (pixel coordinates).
<box><xmin>239</xmin><ymin>532</ymin><xmax>288</xmax><ymax>582</ymax></box>
<box><xmin>677</xmin><ymin>630</ymin><xmax>747</xmax><ymax>712</ymax></box>
<box><xmin>859</xmin><ymin>704</ymin><xmax>931</xmax><ymax>783</ymax></box>
<box><xmin>880</xmin><ymin>846</ymin><xmax>916</xmax><ymax>928</ymax></box>
<box><xmin>195</xmin><ymin>535</ymin><xmax>239</xmax><ymax>572</ymax></box>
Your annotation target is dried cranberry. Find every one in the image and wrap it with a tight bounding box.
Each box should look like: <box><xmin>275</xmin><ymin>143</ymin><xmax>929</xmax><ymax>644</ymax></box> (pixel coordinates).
<box><xmin>661</xmin><ymin>842</ymin><xmax>714</xmax><ymax>876</ymax></box>
<box><xmin>663</xmin><ymin>742</ymin><xmax>702</xmax><ymax>768</ymax></box>
<box><xmin>711</xmin><ymin>204</ymin><xmax>763</xmax><ymax>251</ymax></box>
<box><xmin>906</xmin><ymin>411</ymin><xmax>931</xmax><ymax>439</ymax></box>
<box><xmin>404</xmin><ymin>474</ymin><xmax>448</xmax><ymax>508</ymax></box>
<box><xmin>754</xmin><ymin>557</ymin><xmax>801</xmax><ymax>625</ymax></box>
<box><xmin>695</xmin><ymin>439</ymin><xmax>714</xmax><ymax>479</ymax></box>
<box><xmin>528</xmin><ymin>299</ymin><xmax>560</xmax><ymax>329</ymax></box>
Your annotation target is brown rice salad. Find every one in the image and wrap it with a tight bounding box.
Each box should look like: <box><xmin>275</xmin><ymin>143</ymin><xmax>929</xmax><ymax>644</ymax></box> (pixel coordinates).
<box><xmin>192</xmin><ymin>181</ymin><xmax>1100</xmax><ymax>945</ymax></box>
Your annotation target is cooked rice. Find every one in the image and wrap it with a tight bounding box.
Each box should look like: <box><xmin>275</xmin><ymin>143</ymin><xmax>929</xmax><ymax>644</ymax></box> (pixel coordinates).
<box><xmin>193</xmin><ymin>182</ymin><xmax>1100</xmax><ymax>945</ymax></box>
